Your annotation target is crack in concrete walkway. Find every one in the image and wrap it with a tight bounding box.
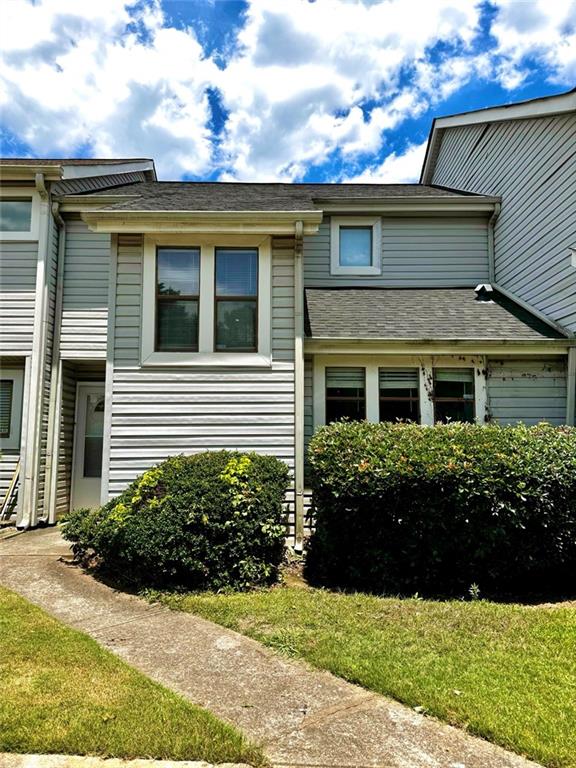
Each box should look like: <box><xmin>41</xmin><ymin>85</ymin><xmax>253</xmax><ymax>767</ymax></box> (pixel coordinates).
<box><xmin>0</xmin><ymin>528</ymin><xmax>542</xmax><ymax>768</ymax></box>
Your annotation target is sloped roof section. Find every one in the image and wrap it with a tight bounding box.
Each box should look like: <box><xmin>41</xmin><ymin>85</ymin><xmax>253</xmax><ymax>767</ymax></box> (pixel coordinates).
<box><xmin>73</xmin><ymin>180</ymin><xmax>493</xmax><ymax>212</ymax></box>
<box><xmin>304</xmin><ymin>287</ymin><xmax>566</xmax><ymax>341</ymax></box>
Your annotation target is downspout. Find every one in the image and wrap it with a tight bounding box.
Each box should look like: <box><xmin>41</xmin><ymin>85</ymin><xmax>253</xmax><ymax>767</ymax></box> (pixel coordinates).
<box><xmin>487</xmin><ymin>202</ymin><xmax>501</xmax><ymax>284</ymax></box>
<box><xmin>567</xmin><ymin>347</ymin><xmax>576</xmax><ymax>426</ymax></box>
<box><xmin>18</xmin><ymin>173</ymin><xmax>50</xmax><ymax>528</ymax></box>
<box><xmin>293</xmin><ymin>220</ymin><xmax>305</xmax><ymax>551</ymax></box>
<box><xmin>44</xmin><ymin>200</ymin><xmax>66</xmax><ymax>524</ymax></box>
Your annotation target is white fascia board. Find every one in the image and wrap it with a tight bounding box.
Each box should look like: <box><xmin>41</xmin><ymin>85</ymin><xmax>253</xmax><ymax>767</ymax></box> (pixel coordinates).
<box><xmin>319</xmin><ymin>198</ymin><xmax>499</xmax><ymax>213</ymax></box>
<box><xmin>421</xmin><ymin>90</ymin><xmax>576</xmax><ymax>183</ymax></box>
<box><xmin>304</xmin><ymin>338</ymin><xmax>572</xmax><ymax>355</ymax></box>
<box><xmin>61</xmin><ymin>160</ymin><xmax>155</xmax><ymax>179</ymax></box>
<box><xmin>81</xmin><ymin>210</ymin><xmax>322</xmax><ymax>234</ymax></box>
<box><xmin>0</xmin><ymin>166</ymin><xmax>62</xmax><ymax>181</ymax></box>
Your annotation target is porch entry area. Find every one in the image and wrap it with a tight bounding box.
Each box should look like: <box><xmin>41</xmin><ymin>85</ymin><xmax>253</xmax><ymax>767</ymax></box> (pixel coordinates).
<box><xmin>56</xmin><ymin>361</ymin><xmax>105</xmax><ymax>518</ymax></box>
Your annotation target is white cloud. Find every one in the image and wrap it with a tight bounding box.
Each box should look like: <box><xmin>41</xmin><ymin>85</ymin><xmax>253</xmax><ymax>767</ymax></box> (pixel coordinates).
<box><xmin>343</xmin><ymin>141</ymin><xmax>428</xmax><ymax>183</ymax></box>
<box><xmin>0</xmin><ymin>0</ymin><xmax>574</xmax><ymax>181</ymax></box>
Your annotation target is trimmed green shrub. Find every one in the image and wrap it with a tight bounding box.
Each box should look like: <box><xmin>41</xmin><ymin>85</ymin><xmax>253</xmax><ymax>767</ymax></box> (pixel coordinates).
<box><xmin>63</xmin><ymin>451</ymin><xmax>290</xmax><ymax>591</ymax></box>
<box><xmin>305</xmin><ymin>421</ymin><xmax>576</xmax><ymax>598</ymax></box>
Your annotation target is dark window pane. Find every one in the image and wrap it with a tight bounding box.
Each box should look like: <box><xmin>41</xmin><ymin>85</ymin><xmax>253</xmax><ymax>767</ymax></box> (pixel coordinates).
<box><xmin>325</xmin><ymin>367</ymin><xmax>366</xmax><ymax>423</ymax></box>
<box><xmin>435</xmin><ymin>400</ymin><xmax>475</xmax><ymax>424</ymax></box>
<box><xmin>379</xmin><ymin>399</ymin><xmax>419</xmax><ymax>422</ymax></box>
<box><xmin>0</xmin><ymin>199</ymin><xmax>32</xmax><ymax>231</ymax></box>
<box><xmin>216</xmin><ymin>300</ymin><xmax>257</xmax><ymax>350</ymax></box>
<box><xmin>216</xmin><ymin>249</ymin><xmax>258</xmax><ymax>296</ymax></box>
<box><xmin>157</xmin><ymin>300</ymin><xmax>199</xmax><ymax>351</ymax></box>
<box><xmin>157</xmin><ymin>248</ymin><xmax>200</xmax><ymax>296</ymax></box>
<box><xmin>0</xmin><ymin>380</ymin><xmax>13</xmax><ymax>437</ymax></box>
<box><xmin>339</xmin><ymin>227</ymin><xmax>372</xmax><ymax>267</ymax></box>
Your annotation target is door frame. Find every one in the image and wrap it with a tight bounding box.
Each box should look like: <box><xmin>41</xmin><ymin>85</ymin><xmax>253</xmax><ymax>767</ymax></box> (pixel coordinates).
<box><xmin>70</xmin><ymin>381</ymin><xmax>105</xmax><ymax>511</ymax></box>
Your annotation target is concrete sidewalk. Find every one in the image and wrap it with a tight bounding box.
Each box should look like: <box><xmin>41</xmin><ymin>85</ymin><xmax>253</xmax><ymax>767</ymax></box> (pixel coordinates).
<box><xmin>0</xmin><ymin>756</ymin><xmax>248</xmax><ymax>768</ymax></box>
<box><xmin>0</xmin><ymin>528</ymin><xmax>541</xmax><ymax>768</ymax></box>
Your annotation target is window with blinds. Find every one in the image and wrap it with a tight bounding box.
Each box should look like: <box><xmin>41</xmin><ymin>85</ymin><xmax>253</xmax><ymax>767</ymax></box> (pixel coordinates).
<box><xmin>215</xmin><ymin>247</ymin><xmax>258</xmax><ymax>352</ymax></box>
<box><xmin>379</xmin><ymin>368</ymin><xmax>420</xmax><ymax>422</ymax></box>
<box><xmin>326</xmin><ymin>367</ymin><xmax>366</xmax><ymax>423</ymax></box>
<box><xmin>156</xmin><ymin>247</ymin><xmax>200</xmax><ymax>352</ymax></box>
<box><xmin>433</xmin><ymin>368</ymin><xmax>475</xmax><ymax>423</ymax></box>
<box><xmin>0</xmin><ymin>380</ymin><xmax>13</xmax><ymax>438</ymax></box>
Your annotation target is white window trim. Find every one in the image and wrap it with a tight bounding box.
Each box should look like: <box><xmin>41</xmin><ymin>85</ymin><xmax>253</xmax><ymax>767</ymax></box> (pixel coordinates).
<box><xmin>313</xmin><ymin>354</ymin><xmax>487</xmax><ymax>428</ymax></box>
<box><xmin>330</xmin><ymin>216</ymin><xmax>382</xmax><ymax>276</ymax></box>
<box><xmin>0</xmin><ymin>368</ymin><xmax>24</xmax><ymax>450</ymax></box>
<box><xmin>141</xmin><ymin>233</ymin><xmax>272</xmax><ymax>367</ymax></box>
<box><xmin>0</xmin><ymin>189</ymin><xmax>40</xmax><ymax>241</ymax></box>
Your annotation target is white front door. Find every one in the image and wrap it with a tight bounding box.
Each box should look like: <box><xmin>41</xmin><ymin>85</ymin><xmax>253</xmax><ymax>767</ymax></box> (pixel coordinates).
<box><xmin>71</xmin><ymin>383</ymin><xmax>105</xmax><ymax>510</ymax></box>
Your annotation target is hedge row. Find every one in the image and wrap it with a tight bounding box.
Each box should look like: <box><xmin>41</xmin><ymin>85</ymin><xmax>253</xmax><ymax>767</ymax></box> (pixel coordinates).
<box><xmin>63</xmin><ymin>451</ymin><xmax>289</xmax><ymax>591</ymax></box>
<box><xmin>305</xmin><ymin>421</ymin><xmax>576</xmax><ymax>598</ymax></box>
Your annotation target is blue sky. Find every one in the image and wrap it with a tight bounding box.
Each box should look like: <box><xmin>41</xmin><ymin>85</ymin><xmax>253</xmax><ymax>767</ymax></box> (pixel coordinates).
<box><xmin>0</xmin><ymin>0</ymin><xmax>574</xmax><ymax>182</ymax></box>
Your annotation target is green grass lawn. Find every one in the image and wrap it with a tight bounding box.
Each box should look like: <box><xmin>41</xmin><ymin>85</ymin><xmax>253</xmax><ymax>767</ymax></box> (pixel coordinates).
<box><xmin>0</xmin><ymin>586</ymin><xmax>264</xmax><ymax>765</ymax></box>
<box><xmin>155</xmin><ymin>585</ymin><xmax>576</xmax><ymax>768</ymax></box>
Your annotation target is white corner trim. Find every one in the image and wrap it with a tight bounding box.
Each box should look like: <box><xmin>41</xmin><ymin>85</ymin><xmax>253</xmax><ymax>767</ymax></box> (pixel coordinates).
<box><xmin>330</xmin><ymin>216</ymin><xmax>382</xmax><ymax>276</ymax></box>
<box><xmin>0</xmin><ymin>368</ymin><xmax>24</xmax><ymax>450</ymax></box>
<box><xmin>142</xmin><ymin>233</ymin><xmax>272</xmax><ymax>367</ymax></box>
<box><xmin>0</xmin><ymin>189</ymin><xmax>40</xmax><ymax>241</ymax></box>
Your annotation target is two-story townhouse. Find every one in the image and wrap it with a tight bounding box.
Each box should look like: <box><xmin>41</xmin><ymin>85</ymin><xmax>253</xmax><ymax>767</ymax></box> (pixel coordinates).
<box><xmin>2</xmin><ymin>164</ymin><xmax>573</xmax><ymax>548</ymax></box>
<box><xmin>0</xmin><ymin>158</ymin><xmax>157</xmax><ymax>529</ymax></box>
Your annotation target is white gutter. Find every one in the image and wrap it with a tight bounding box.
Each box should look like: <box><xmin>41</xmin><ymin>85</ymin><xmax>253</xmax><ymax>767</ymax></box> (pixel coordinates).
<box><xmin>18</xmin><ymin>173</ymin><xmax>50</xmax><ymax>528</ymax></box>
<box><xmin>293</xmin><ymin>221</ymin><xmax>305</xmax><ymax>551</ymax></box>
<box><xmin>44</xmin><ymin>201</ymin><xmax>66</xmax><ymax>524</ymax></box>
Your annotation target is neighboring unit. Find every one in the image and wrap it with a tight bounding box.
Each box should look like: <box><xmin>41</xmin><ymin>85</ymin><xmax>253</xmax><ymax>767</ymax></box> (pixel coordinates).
<box><xmin>1</xmin><ymin>88</ymin><xmax>574</xmax><ymax>546</ymax></box>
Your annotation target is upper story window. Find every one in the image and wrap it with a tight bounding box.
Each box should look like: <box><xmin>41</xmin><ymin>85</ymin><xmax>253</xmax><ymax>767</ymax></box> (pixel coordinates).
<box><xmin>0</xmin><ymin>191</ymin><xmax>39</xmax><ymax>240</ymax></box>
<box><xmin>379</xmin><ymin>368</ymin><xmax>420</xmax><ymax>422</ymax></box>
<box><xmin>433</xmin><ymin>368</ymin><xmax>475</xmax><ymax>423</ymax></box>
<box><xmin>142</xmin><ymin>235</ymin><xmax>272</xmax><ymax>367</ymax></box>
<box><xmin>330</xmin><ymin>216</ymin><xmax>381</xmax><ymax>276</ymax></box>
<box><xmin>215</xmin><ymin>248</ymin><xmax>258</xmax><ymax>352</ymax></box>
<box><xmin>156</xmin><ymin>247</ymin><xmax>200</xmax><ymax>352</ymax></box>
<box><xmin>0</xmin><ymin>369</ymin><xmax>24</xmax><ymax>450</ymax></box>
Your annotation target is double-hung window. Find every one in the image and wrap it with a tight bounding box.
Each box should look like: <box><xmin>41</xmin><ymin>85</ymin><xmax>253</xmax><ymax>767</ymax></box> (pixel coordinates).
<box><xmin>379</xmin><ymin>368</ymin><xmax>420</xmax><ymax>422</ymax></box>
<box><xmin>330</xmin><ymin>217</ymin><xmax>381</xmax><ymax>275</ymax></box>
<box><xmin>156</xmin><ymin>247</ymin><xmax>200</xmax><ymax>352</ymax></box>
<box><xmin>0</xmin><ymin>370</ymin><xmax>24</xmax><ymax>450</ymax></box>
<box><xmin>325</xmin><ymin>367</ymin><xmax>366</xmax><ymax>423</ymax></box>
<box><xmin>215</xmin><ymin>248</ymin><xmax>258</xmax><ymax>352</ymax></box>
<box><xmin>433</xmin><ymin>368</ymin><xmax>475</xmax><ymax>423</ymax></box>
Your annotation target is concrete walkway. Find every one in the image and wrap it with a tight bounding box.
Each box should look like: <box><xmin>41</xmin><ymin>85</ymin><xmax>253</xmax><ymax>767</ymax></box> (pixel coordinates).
<box><xmin>0</xmin><ymin>528</ymin><xmax>541</xmax><ymax>768</ymax></box>
<box><xmin>0</xmin><ymin>756</ymin><xmax>248</xmax><ymax>768</ymax></box>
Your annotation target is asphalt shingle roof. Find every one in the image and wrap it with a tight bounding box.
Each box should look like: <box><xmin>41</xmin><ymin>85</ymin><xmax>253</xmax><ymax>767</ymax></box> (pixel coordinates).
<box><xmin>304</xmin><ymin>287</ymin><xmax>565</xmax><ymax>341</ymax></box>
<box><xmin>72</xmin><ymin>181</ymin><xmax>490</xmax><ymax>212</ymax></box>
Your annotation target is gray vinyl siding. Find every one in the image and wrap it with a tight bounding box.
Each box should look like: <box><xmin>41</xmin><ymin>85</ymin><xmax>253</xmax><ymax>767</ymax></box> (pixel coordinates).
<box><xmin>108</xmin><ymin>234</ymin><xmax>296</xmax><ymax>506</ymax></box>
<box><xmin>60</xmin><ymin>218</ymin><xmax>110</xmax><ymax>359</ymax></box>
<box><xmin>303</xmin><ymin>215</ymin><xmax>490</xmax><ymax>287</ymax></box>
<box><xmin>0</xmin><ymin>241</ymin><xmax>37</xmax><ymax>353</ymax></box>
<box><xmin>431</xmin><ymin>113</ymin><xmax>576</xmax><ymax>331</ymax></box>
<box><xmin>487</xmin><ymin>358</ymin><xmax>567</xmax><ymax>425</ymax></box>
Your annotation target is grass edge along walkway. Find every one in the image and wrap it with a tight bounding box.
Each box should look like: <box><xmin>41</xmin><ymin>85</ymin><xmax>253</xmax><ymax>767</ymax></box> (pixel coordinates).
<box><xmin>0</xmin><ymin>585</ymin><xmax>265</xmax><ymax>766</ymax></box>
<box><xmin>154</xmin><ymin>585</ymin><xmax>576</xmax><ymax>768</ymax></box>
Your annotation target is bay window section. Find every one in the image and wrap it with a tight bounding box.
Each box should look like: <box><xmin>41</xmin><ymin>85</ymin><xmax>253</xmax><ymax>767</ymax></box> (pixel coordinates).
<box><xmin>379</xmin><ymin>368</ymin><xmax>420</xmax><ymax>422</ymax></box>
<box><xmin>326</xmin><ymin>367</ymin><xmax>366</xmax><ymax>423</ymax></box>
<box><xmin>433</xmin><ymin>368</ymin><xmax>475</xmax><ymax>423</ymax></box>
<box><xmin>215</xmin><ymin>248</ymin><xmax>258</xmax><ymax>352</ymax></box>
<box><xmin>156</xmin><ymin>247</ymin><xmax>200</xmax><ymax>352</ymax></box>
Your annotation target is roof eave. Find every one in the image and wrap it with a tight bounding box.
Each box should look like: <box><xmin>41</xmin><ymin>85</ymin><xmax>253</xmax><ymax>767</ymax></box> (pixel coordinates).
<box><xmin>0</xmin><ymin>164</ymin><xmax>63</xmax><ymax>181</ymax></box>
<box><xmin>80</xmin><ymin>208</ymin><xmax>323</xmax><ymax>235</ymax></box>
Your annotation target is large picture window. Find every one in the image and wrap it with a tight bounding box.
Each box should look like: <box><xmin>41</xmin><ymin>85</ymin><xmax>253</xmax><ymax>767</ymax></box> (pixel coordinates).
<box><xmin>433</xmin><ymin>368</ymin><xmax>475</xmax><ymax>423</ymax></box>
<box><xmin>326</xmin><ymin>367</ymin><xmax>366</xmax><ymax>423</ymax></box>
<box><xmin>379</xmin><ymin>368</ymin><xmax>420</xmax><ymax>422</ymax></box>
<box><xmin>215</xmin><ymin>248</ymin><xmax>258</xmax><ymax>352</ymax></box>
<box><xmin>156</xmin><ymin>247</ymin><xmax>200</xmax><ymax>352</ymax></box>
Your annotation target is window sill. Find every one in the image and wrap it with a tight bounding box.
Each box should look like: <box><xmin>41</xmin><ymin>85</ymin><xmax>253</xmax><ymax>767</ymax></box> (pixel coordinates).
<box><xmin>141</xmin><ymin>351</ymin><xmax>272</xmax><ymax>368</ymax></box>
<box><xmin>330</xmin><ymin>265</ymin><xmax>382</xmax><ymax>276</ymax></box>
